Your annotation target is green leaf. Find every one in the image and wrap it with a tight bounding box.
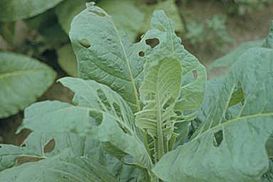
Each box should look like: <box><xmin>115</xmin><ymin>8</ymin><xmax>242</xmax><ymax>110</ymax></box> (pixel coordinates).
<box><xmin>136</xmin><ymin>58</ymin><xmax>182</xmax><ymax>161</ymax></box>
<box><xmin>0</xmin><ymin>150</ymin><xmax>117</xmax><ymax>182</ymax></box>
<box><xmin>153</xmin><ymin>47</ymin><xmax>273</xmax><ymax>181</ymax></box>
<box><xmin>0</xmin><ymin>0</ymin><xmax>64</xmax><ymax>22</ymax></box>
<box><xmin>19</xmin><ymin>101</ymin><xmax>93</xmax><ymax>134</ymax></box>
<box><xmin>57</xmin><ymin>44</ymin><xmax>77</xmax><ymax>76</ymax></box>
<box><xmin>0</xmin><ymin>52</ymin><xmax>56</xmax><ymax>118</ymax></box>
<box><xmin>59</xmin><ymin>77</ymin><xmax>153</xmax><ymax>169</ymax></box>
<box><xmin>19</xmin><ymin>77</ymin><xmax>152</xmax><ymax>170</ymax></box>
<box><xmin>0</xmin><ymin>132</ymin><xmax>90</xmax><ymax>171</ymax></box>
<box><xmin>69</xmin><ymin>3</ymin><xmax>148</xmax><ymax>112</ymax></box>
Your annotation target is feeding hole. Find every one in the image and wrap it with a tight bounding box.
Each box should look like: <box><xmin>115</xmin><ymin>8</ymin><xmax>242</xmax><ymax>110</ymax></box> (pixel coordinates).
<box><xmin>79</xmin><ymin>39</ymin><xmax>91</xmax><ymax>48</ymax></box>
<box><xmin>138</xmin><ymin>51</ymin><xmax>145</xmax><ymax>57</ymax></box>
<box><xmin>44</xmin><ymin>139</ymin><xmax>55</xmax><ymax>153</ymax></box>
<box><xmin>97</xmin><ymin>89</ymin><xmax>111</xmax><ymax>111</ymax></box>
<box><xmin>89</xmin><ymin>110</ymin><xmax>103</xmax><ymax>125</ymax></box>
<box><xmin>192</xmin><ymin>70</ymin><xmax>198</xmax><ymax>79</ymax></box>
<box><xmin>213</xmin><ymin>130</ymin><xmax>223</xmax><ymax>147</ymax></box>
<box><xmin>145</xmin><ymin>38</ymin><xmax>160</xmax><ymax>48</ymax></box>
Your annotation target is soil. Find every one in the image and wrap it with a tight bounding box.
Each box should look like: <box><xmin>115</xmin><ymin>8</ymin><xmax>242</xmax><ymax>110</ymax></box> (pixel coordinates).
<box><xmin>1</xmin><ymin>1</ymin><xmax>273</xmax><ymax>145</ymax></box>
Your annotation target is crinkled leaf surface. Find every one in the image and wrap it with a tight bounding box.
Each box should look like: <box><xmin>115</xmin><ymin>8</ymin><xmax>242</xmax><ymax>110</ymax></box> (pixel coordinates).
<box><xmin>0</xmin><ymin>52</ymin><xmax>56</xmax><ymax>118</ymax></box>
<box><xmin>0</xmin><ymin>0</ymin><xmax>64</xmax><ymax>21</ymax></box>
<box><xmin>153</xmin><ymin>47</ymin><xmax>273</xmax><ymax>181</ymax></box>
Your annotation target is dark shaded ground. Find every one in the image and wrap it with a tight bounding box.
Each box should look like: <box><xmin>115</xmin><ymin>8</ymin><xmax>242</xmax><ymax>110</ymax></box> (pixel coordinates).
<box><xmin>1</xmin><ymin>1</ymin><xmax>273</xmax><ymax>144</ymax></box>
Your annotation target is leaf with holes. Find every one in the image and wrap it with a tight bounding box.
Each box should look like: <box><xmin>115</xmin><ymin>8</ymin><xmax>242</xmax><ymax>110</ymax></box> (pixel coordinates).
<box><xmin>0</xmin><ymin>52</ymin><xmax>56</xmax><ymax>118</ymax></box>
<box><xmin>153</xmin><ymin>46</ymin><xmax>273</xmax><ymax>181</ymax></box>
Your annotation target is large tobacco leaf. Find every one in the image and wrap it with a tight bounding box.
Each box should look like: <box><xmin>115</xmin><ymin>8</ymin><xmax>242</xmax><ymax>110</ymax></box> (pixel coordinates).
<box><xmin>153</xmin><ymin>46</ymin><xmax>273</xmax><ymax>181</ymax></box>
<box><xmin>0</xmin><ymin>52</ymin><xmax>56</xmax><ymax>118</ymax></box>
<box><xmin>0</xmin><ymin>0</ymin><xmax>64</xmax><ymax>21</ymax></box>
<box><xmin>69</xmin><ymin>3</ymin><xmax>148</xmax><ymax>112</ymax></box>
<box><xmin>19</xmin><ymin>77</ymin><xmax>152</xmax><ymax>170</ymax></box>
<box><xmin>0</xmin><ymin>132</ymin><xmax>149</xmax><ymax>181</ymax></box>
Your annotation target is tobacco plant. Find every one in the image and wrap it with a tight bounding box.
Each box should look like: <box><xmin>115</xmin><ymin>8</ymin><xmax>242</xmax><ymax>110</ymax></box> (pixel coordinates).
<box><xmin>0</xmin><ymin>3</ymin><xmax>273</xmax><ymax>182</ymax></box>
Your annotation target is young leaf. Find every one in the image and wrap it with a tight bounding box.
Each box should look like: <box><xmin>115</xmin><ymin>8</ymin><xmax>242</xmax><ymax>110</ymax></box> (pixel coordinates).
<box><xmin>141</xmin><ymin>10</ymin><xmax>206</xmax><ymax>116</ymax></box>
<box><xmin>153</xmin><ymin>47</ymin><xmax>273</xmax><ymax>181</ymax></box>
<box><xmin>0</xmin><ymin>52</ymin><xmax>56</xmax><ymax>118</ymax></box>
<box><xmin>136</xmin><ymin>58</ymin><xmax>181</xmax><ymax>161</ymax></box>
<box><xmin>0</xmin><ymin>0</ymin><xmax>64</xmax><ymax>21</ymax></box>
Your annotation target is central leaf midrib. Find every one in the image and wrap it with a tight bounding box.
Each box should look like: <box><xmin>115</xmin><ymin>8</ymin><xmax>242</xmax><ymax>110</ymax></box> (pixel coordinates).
<box><xmin>156</xmin><ymin>65</ymin><xmax>165</xmax><ymax>161</ymax></box>
<box><xmin>110</xmin><ymin>20</ymin><xmax>141</xmax><ymax>111</ymax></box>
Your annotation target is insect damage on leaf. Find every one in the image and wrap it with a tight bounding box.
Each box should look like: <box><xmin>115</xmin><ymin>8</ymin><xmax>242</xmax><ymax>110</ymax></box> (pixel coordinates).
<box><xmin>1</xmin><ymin>3</ymin><xmax>273</xmax><ymax>182</ymax></box>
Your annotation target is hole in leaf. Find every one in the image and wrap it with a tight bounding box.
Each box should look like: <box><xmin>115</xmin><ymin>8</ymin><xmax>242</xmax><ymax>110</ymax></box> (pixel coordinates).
<box><xmin>138</xmin><ymin>51</ymin><xmax>145</xmax><ymax>57</ymax></box>
<box><xmin>163</xmin><ymin>98</ymin><xmax>174</xmax><ymax>110</ymax></box>
<box><xmin>79</xmin><ymin>39</ymin><xmax>91</xmax><ymax>48</ymax></box>
<box><xmin>213</xmin><ymin>130</ymin><xmax>223</xmax><ymax>147</ymax></box>
<box><xmin>44</xmin><ymin>139</ymin><xmax>55</xmax><ymax>153</ymax></box>
<box><xmin>113</xmin><ymin>102</ymin><xmax>123</xmax><ymax>120</ymax></box>
<box><xmin>89</xmin><ymin>110</ymin><xmax>103</xmax><ymax>125</ymax></box>
<box><xmin>97</xmin><ymin>89</ymin><xmax>112</xmax><ymax>111</ymax></box>
<box><xmin>192</xmin><ymin>70</ymin><xmax>198</xmax><ymax>79</ymax></box>
<box><xmin>21</xmin><ymin>143</ymin><xmax>26</xmax><ymax>147</ymax></box>
<box><xmin>145</xmin><ymin>38</ymin><xmax>160</xmax><ymax>48</ymax></box>
<box><xmin>16</xmin><ymin>156</ymin><xmax>43</xmax><ymax>165</ymax></box>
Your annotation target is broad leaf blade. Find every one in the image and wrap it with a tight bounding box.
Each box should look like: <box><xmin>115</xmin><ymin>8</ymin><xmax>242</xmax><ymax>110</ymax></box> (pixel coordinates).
<box><xmin>153</xmin><ymin>47</ymin><xmax>273</xmax><ymax>181</ymax></box>
<box><xmin>19</xmin><ymin>77</ymin><xmax>152</xmax><ymax>170</ymax></box>
<box><xmin>0</xmin><ymin>0</ymin><xmax>64</xmax><ymax>21</ymax></box>
<box><xmin>59</xmin><ymin>77</ymin><xmax>152</xmax><ymax>169</ymax></box>
<box><xmin>19</xmin><ymin>101</ymin><xmax>92</xmax><ymax>134</ymax></box>
<box><xmin>0</xmin><ymin>52</ymin><xmax>56</xmax><ymax>118</ymax></box>
<box><xmin>69</xmin><ymin>4</ymin><xmax>148</xmax><ymax>112</ymax></box>
<box><xmin>0</xmin><ymin>150</ymin><xmax>117</xmax><ymax>182</ymax></box>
